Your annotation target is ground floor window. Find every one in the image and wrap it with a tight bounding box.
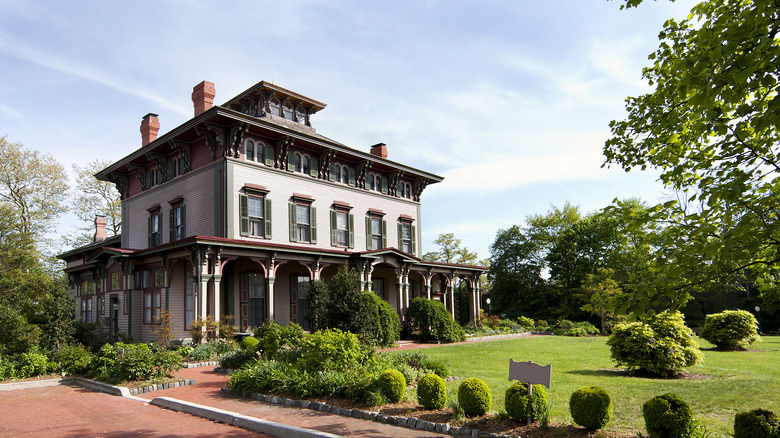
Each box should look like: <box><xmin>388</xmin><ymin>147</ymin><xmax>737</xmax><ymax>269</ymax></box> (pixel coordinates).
<box><xmin>291</xmin><ymin>275</ymin><xmax>310</xmax><ymax>330</ymax></box>
<box><xmin>372</xmin><ymin>278</ymin><xmax>387</xmax><ymax>301</ymax></box>
<box><xmin>248</xmin><ymin>273</ymin><xmax>265</xmax><ymax>328</ymax></box>
<box><xmin>80</xmin><ymin>297</ymin><xmax>92</xmax><ymax>324</ymax></box>
<box><xmin>144</xmin><ymin>290</ymin><xmax>161</xmax><ymax>324</ymax></box>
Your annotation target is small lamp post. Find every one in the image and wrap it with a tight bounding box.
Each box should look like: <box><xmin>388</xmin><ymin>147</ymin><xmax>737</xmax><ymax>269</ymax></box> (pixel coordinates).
<box><xmin>486</xmin><ymin>298</ymin><xmax>491</xmax><ymax>316</ymax></box>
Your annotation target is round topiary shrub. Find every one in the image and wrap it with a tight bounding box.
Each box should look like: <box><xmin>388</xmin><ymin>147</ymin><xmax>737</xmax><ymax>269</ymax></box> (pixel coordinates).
<box><xmin>240</xmin><ymin>336</ymin><xmax>259</xmax><ymax>351</ymax></box>
<box><xmin>458</xmin><ymin>377</ymin><xmax>492</xmax><ymax>416</ymax></box>
<box><xmin>505</xmin><ymin>381</ymin><xmax>548</xmax><ymax>422</ymax></box>
<box><xmin>700</xmin><ymin>310</ymin><xmax>761</xmax><ymax>350</ymax></box>
<box><xmin>734</xmin><ymin>409</ymin><xmax>780</xmax><ymax>438</ymax></box>
<box><xmin>569</xmin><ymin>385</ymin><xmax>612</xmax><ymax>430</ymax></box>
<box><xmin>642</xmin><ymin>393</ymin><xmax>693</xmax><ymax>438</ymax></box>
<box><xmin>417</xmin><ymin>373</ymin><xmax>447</xmax><ymax>409</ymax></box>
<box><xmin>377</xmin><ymin>369</ymin><xmax>406</xmax><ymax>403</ymax></box>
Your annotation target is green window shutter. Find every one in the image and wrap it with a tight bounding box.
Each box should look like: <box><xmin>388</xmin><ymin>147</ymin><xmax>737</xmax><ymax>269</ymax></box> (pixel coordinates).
<box><xmin>310</xmin><ymin>156</ymin><xmax>319</xmax><ymax>178</ymax></box>
<box><xmin>287</xmin><ymin>152</ymin><xmax>295</xmax><ymax>171</ymax></box>
<box><xmin>264</xmin><ymin>199</ymin><xmax>272</xmax><ymax>238</ymax></box>
<box><xmin>170</xmin><ymin>208</ymin><xmax>175</xmax><ymax>242</ymax></box>
<box><xmin>329</xmin><ymin>163</ymin><xmax>337</xmax><ymax>181</ymax></box>
<box><xmin>330</xmin><ymin>210</ymin><xmax>337</xmax><ymax>246</ymax></box>
<box><xmin>180</xmin><ymin>204</ymin><xmax>186</xmax><ymax>239</ymax></box>
<box><xmin>365</xmin><ymin>217</ymin><xmax>372</xmax><ymax>250</ymax></box>
<box><xmin>239</xmin><ymin>194</ymin><xmax>249</xmax><ymax>236</ymax></box>
<box><xmin>288</xmin><ymin>202</ymin><xmax>296</xmax><ymax>241</ymax></box>
<box><xmin>310</xmin><ymin>207</ymin><xmax>317</xmax><ymax>244</ymax></box>
<box><xmin>381</xmin><ymin>177</ymin><xmax>388</xmax><ymax>195</ymax></box>
<box><xmin>265</xmin><ymin>144</ymin><xmax>274</xmax><ymax>166</ymax></box>
<box><xmin>397</xmin><ymin>223</ymin><xmax>403</xmax><ymax>250</ymax></box>
<box><xmin>348</xmin><ymin>214</ymin><xmax>354</xmax><ymax>248</ymax></box>
<box><xmin>148</xmin><ymin>215</ymin><xmax>152</xmax><ymax>247</ymax></box>
<box><xmin>411</xmin><ymin>225</ymin><xmax>416</xmax><ymax>255</ymax></box>
<box><xmin>381</xmin><ymin>219</ymin><xmax>387</xmax><ymax>249</ymax></box>
<box><xmin>348</xmin><ymin>168</ymin><xmax>356</xmax><ymax>186</ymax></box>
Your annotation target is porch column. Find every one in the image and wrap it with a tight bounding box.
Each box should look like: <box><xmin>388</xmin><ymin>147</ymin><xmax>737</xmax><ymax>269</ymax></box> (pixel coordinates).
<box><xmin>395</xmin><ymin>267</ymin><xmax>404</xmax><ymax>316</ymax></box>
<box><xmin>424</xmin><ymin>271</ymin><xmax>432</xmax><ymax>300</ymax></box>
<box><xmin>213</xmin><ymin>275</ymin><xmax>222</xmax><ymax>324</ymax></box>
<box><xmin>468</xmin><ymin>279</ymin><xmax>476</xmax><ymax>324</ymax></box>
<box><xmin>199</xmin><ymin>262</ymin><xmax>209</xmax><ymax>342</ymax></box>
<box><xmin>448</xmin><ymin>281</ymin><xmax>455</xmax><ymax>319</ymax></box>
<box><xmin>475</xmin><ymin>277</ymin><xmax>482</xmax><ymax>322</ymax></box>
<box><xmin>267</xmin><ymin>276</ymin><xmax>276</xmax><ymax>322</ymax></box>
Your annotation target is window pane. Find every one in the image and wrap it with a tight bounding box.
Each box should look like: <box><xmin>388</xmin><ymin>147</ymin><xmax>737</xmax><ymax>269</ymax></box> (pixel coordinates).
<box><xmin>296</xmin><ymin>205</ymin><xmax>309</xmax><ymax>225</ymax></box>
<box><xmin>342</xmin><ymin>167</ymin><xmax>348</xmax><ymax>183</ymax></box>
<box><xmin>248</xmin><ymin>197</ymin><xmax>263</xmax><ymax>218</ymax></box>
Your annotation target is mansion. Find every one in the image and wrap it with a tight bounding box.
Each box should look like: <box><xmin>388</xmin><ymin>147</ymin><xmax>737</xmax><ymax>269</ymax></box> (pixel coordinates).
<box><xmin>59</xmin><ymin>80</ymin><xmax>485</xmax><ymax>342</ymax></box>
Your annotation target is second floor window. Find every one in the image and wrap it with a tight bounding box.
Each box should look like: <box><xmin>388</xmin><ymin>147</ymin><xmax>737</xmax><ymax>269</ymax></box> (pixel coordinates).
<box><xmin>148</xmin><ymin>209</ymin><xmax>162</xmax><ymax>247</ymax></box>
<box><xmin>239</xmin><ymin>193</ymin><xmax>272</xmax><ymax>238</ymax></box>
<box><xmin>170</xmin><ymin>202</ymin><xmax>186</xmax><ymax>241</ymax></box>
<box><xmin>366</xmin><ymin>215</ymin><xmax>386</xmax><ymax>250</ymax></box>
<box><xmin>330</xmin><ymin>209</ymin><xmax>354</xmax><ymax>248</ymax></box>
<box><xmin>246</xmin><ymin>141</ymin><xmax>255</xmax><ymax>161</ymax></box>
<box><xmin>289</xmin><ymin>201</ymin><xmax>316</xmax><ymax>243</ymax></box>
<box><xmin>398</xmin><ymin>221</ymin><xmax>416</xmax><ymax>255</ymax></box>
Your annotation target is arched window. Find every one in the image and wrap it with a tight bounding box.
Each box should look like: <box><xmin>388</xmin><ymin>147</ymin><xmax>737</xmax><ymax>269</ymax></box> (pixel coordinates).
<box><xmin>296</xmin><ymin>108</ymin><xmax>306</xmax><ymax>124</ymax></box>
<box><xmin>294</xmin><ymin>153</ymin><xmax>302</xmax><ymax>173</ymax></box>
<box><xmin>341</xmin><ymin>166</ymin><xmax>349</xmax><ymax>184</ymax></box>
<box><xmin>369</xmin><ymin>174</ymin><xmax>375</xmax><ymax>191</ymax></box>
<box><xmin>246</xmin><ymin>140</ymin><xmax>255</xmax><ymax>161</ymax></box>
<box><xmin>302</xmin><ymin>155</ymin><xmax>310</xmax><ymax>175</ymax></box>
<box><xmin>269</xmin><ymin>99</ymin><xmax>281</xmax><ymax>116</ymax></box>
<box><xmin>405</xmin><ymin>183</ymin><xmax>412</xmax><ymax>199</ymax></box>
<box><xmin>256</xmin><ymin>141</ymin><xmax>264</xmax><ymax>163</ymax></box>
<box><xmin>283</xmin><ymin>103</ymin><xmax>294</xmax><ymax>120</ymax></box>
<box><xmin>334</xmin><ymin>165</ymin><xmax>342</xmax><ymax>182</ymax></box>
<box><xmin>375</xmin><ymin>175</ymin><xmax>382</xmax><ymax>191</ymax></box>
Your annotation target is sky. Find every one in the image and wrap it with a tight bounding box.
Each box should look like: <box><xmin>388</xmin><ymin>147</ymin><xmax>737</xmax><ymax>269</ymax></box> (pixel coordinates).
<box><xmin>0</xmin><ymin>0</ymin><xmax>696</xmax><ymax>260</ymax></box>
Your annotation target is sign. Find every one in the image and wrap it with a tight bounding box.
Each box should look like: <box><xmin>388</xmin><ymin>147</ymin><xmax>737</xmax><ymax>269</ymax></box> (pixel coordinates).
<box><xmin>508</xmin><ymin>359</ymin><xmax>552</xmax><ymax>424</ymax></box>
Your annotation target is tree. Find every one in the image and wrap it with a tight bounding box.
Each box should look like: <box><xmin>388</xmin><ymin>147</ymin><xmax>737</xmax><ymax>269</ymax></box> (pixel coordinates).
<box><xmin>0</xmin><ymin>136</ymin><xmax>68</xmax><ymax>239</ymax></box>
<box><xmin>422</xmin><ymin>233</ymin><xmax>478</xmax><ymax>265</ymax></box>
<box><xmin>488</xmin><ymin>225</ymin><xmax>545</xmax><ymax>315</ymax></box>
<box><xmin>66</xmin><ymin>160</ymin><xmax>121</xmax><ymax>247</ymax></box>
<box><xmin>605</xmin><ymin>0</ymin><xmax>780</xmax><ymax>310</ymax></box>
<box><xmin>525</xmin><ymin>202</ymin><xmax>581</xmax><ymax>265</ymax></box>
<box><xmin>580</xmin><ymin>268</ymin><xmax>623</xmax><ymax>333</ymax></box>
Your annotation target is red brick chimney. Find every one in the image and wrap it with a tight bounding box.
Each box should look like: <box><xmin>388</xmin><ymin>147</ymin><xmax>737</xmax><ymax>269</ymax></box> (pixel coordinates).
<box><xmin>94</xmin><ymin>215</ymin><xmax>108</xmax><ymax>242</ymax></box>
<box><xmin>370</xmin><ymin>143</ymin><xmax>388</xmax><ymax>159</ymax></box>
<box><xmin>192</xmin><ymin>80</ymin><xmax>216</xmax><ymax>116</ymax></box>
<box><xmin>140</xmin><ymin>113</ymin><xmax>160</xmax><ymax>146</ymax></box>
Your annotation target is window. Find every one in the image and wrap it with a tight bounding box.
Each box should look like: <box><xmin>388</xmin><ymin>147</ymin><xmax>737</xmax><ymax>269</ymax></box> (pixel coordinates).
<box><xmin>240</xmin><ymin>193</ymin><xmax>271</xmax><ymax>238</ymax></box>
<box><xmin>405</xmin><ymin>183</ymin><xmax>412</xmax><ymax>199</ymax></box>
<box><xmin>334</xmin><ymin>165</ymin><xmax>341</xmax><ymax>182</ymax></box>
<box><xmin>291</xmin><ymin>275</ymin><xmax>310</xmax><ymax>330</ymax></box>
<box><xmin>256</xmin><ymin>142</ymin><xmax>264</xmax><ymax>163</ymax></box>
<box><xmin>341</xmin><ymin>166</ymin><xmax>348</xmax><ymax>184</ymax></box>
<box><xmin>248</xmin><ymin>273</ymin><xmax>265</xmax><ymax>327</ymax></box>
<box><xmin>375</xmin><ymin>175</ymin><xmax>381</xmax><ymax>191</ymax></box>
<box><xmin>302</xmin><ymin>156</ymin><xmax>310</xmax><ymax>175</ymax></box>
<box><xmin>269</xmin><ymin>99</ymin><xmax>281</xmax><ymax>116</ymax></box>
<box><xmin>366</xmin><ymin>214</ymin><xmax>386</xmax><ymax>250</ymax></box>
<box><xmin>148</xmin><ymin>208</ymin><xmax>162</xmax><ymax>247</ymax></box>
<box><xmin>246</xmin><ymin>140</ymin><xmax>255</xmax><ymax>161</ymax></box>
<box><xmin>288</xmin><ymin>201</ymin><xmax>316</xmax><ymax>243</ymax></box>
<box><xmin>110</xmin><ymin>272</ymin><xmax>120</xmax><ymax>291</ymax></box>
<box><xmin>398</xmin><ymin>220</ymin><xmax>416</xmax><ymax>255</ymax></box>
<box><xmin>296</xmin><ymin>108</ymin><xmax>306</xmax><ymax>124</ymax></box>
<box><xmin>294</xmin><ymin>153</ymin><xmax>301</xmax><ymax>172</ymax></box>
<box><xmin>144</xmin><ymin>290</ymin><xmax>161</xmax><ymax>324</ymax></box>
<box><xmin>170</xmin><ymin>201</ymin><xmax>186</xmax><ymax>242</ymax></box>
<box><xmin>170</xmin><ymin>157</ymin><xmax>180</xmax><ymax>178</ymax></box>
<box><xmin>330</xmin><ymin>208</ymin><xmax>354</xmax><ymax>248</ymax></box>
<box><xmin>372</xmin><ymin>278</ymin><xmax>387</xmax><ymax>301</ymax></box>
<box><xmin>80</xmin><ymin>297</ymin><xmax>92</xmax><ymax>323</ymax></box>
<box><xmin>369</xmin><ymin>175</ymin><xmax>375</xmax><ymax>191</ymax></box>
<box><xmin>283</xmin><ymin>103</ymin><xmax>294</xmax><ymax>120</ymax></box>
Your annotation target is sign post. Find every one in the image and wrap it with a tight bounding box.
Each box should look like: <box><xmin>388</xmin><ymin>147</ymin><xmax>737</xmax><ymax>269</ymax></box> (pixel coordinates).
<box><xmin>508</xmin><ymin>359</ymin><xmax>552</xmax><ymax>424</ymax></box>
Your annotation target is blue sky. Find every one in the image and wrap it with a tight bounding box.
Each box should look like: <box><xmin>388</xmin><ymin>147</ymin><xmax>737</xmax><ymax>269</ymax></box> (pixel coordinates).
<box><xmin>0</xmin><ymin>0</ymin><xmax>694</xmax><ymax>259</ymax></box>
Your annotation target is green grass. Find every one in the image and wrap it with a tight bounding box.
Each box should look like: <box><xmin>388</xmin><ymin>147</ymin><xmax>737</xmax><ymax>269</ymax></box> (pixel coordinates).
<box><xmin>400</xmin><ymin>335</ymin><xmax>780</xmax><ymax>436</ymax></box>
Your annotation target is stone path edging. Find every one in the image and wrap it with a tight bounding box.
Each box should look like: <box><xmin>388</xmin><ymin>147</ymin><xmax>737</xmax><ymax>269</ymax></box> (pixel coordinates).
<box><xmin>182</xmin><ymin>360</ymin><xmax>219</xmax><ymax>368</ymax></box>
<box><xmin>221</xmin><ymin>387</ymin><xmax>510</xmax><ymax>438</ymax></box>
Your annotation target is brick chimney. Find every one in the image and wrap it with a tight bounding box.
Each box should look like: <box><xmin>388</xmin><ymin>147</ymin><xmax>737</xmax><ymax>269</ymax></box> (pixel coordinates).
<box><xmin>94</xmin><ymin>215</ymin><xmax>108</xmax><ymax>242</ymax></box>
<box><xmin>140</xmin><ymin>113</ymin><xmax>160</xmax><ymax>146</ymax></box>
<box><xmin>192</xmin><ymin>80</ymin><xmax>216</xmax><ymax>116</ymax></box>
<box><xmin>370</xmin><ymin>143</ymin><xmax>388</xmax><ymax>159</ymax></box>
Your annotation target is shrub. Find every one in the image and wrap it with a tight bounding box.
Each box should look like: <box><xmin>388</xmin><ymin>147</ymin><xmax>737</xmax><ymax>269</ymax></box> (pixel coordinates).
<box><xmin>700</xmin><ymin>310</ymin><xmax>760</xmax><ymax>350</ymax></box>
<box><xmin>642</xmin><ymin>393</ymin><xmax>693</xmax><ymax>438</ymax></box>
<box><xmin>301</xmin><ymin>329</ymin><xmax>363</xmax><ymax>372</ymax></box>
<box><xmin>53</xmin><ymin>344</ymin><xmax>91</xmax><ymax>375</ymax></box>
<box><xmin>417</xmin><ymin>373</ymin><xmax>447</xmax><ymax>409</ymax></box>
<box><xmin>734</xmin><ymin>409</ymin><xmax>780</xmax><ymax>438</ymax></box>
<box><xmin>219</xmin><ymin>348</ymin><xmax>257</xmax><ymax>370</ymax></box>
<box><xmin>153</xmin><ymin>350</ymin><xmax>183</xmax><ymax>378</ymax></box>
<box><xmin>0</xmin><ymin>355</ymin><xmax>17</xmax><ymax>380</ymax></box>
<box><xmin>90</xmin><ymin>343</ymin><xmax>156</xmax><ymax>382</ymax></box>
<box><xmin>535</xmin><ymin>320</ymin><xmax>549</xmax><ymax>330</ymax></box>
<box><xmin>279</xmin><ymin>322</ymin><xmax>305</xmax><ymax>348</ymax></box>
<box><xmin>607</xmin><ymin>311</ymin><xmax>702</xmax><ymax>376</ymax></box>
<box><xmin>377</xmin><ymin>369</ymin><xmax>406</xmax><ymax>403</ymax></box>
<box><xmin>458</xmin><ymin>377</ymin><xmax>492</xmax><ymax>416</ymax></box>
<box><xmin>505</xmin><ymin>381</ymin><xmax>548</xmax><ymax>422</ymax></box>
<box><xmin>190</xmin><ymin>341</ymin><xmax>232</xmax><ymax>361</ymax></box>
<box><xmin>17</xmin><ymin>350</ymin><xmax>52</xmax><ymax>378</ymax></box>
<box><xmin>240</xmin><ymin>336</ymin><xmax>259</xmax><ymax>351</ymax></box>
<box><xmin>420</xmin><ymin>356</ymin><xmax>449</xmax><ymax>378</ymax></box>
<box><xmin>361</xmin><ymin>290</ymin><xmax>401</xmax><ymax>347</ymax></box>
<box><xmin>569</xmin><ymin>385</ymin><xmax>612</xmax><ymax>430</ymax></box>
<box><xmin>517</xmin><ymin>316</ymin><xmax>535</xmax><ymax>330</ymax></box>
<box><xmin>407</xmin><ymin>298</ymin><xmax>466</xmax><ymax>343</ymax></box>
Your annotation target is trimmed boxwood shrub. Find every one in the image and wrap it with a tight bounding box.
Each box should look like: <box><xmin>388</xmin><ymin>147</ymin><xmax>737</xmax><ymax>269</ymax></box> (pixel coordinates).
<box><xmin>240</xmin><ymin>336</ymin><xmax>259</xmax><ymax>351</ymax></box>
<box><xmin>734</xmin><ymin>409</ymin><xmax>780</xmax><ymax>438</ymax></box>
<box><xmin>607</xmin><ymin>311</ymin><xmax>702</xmax><ymax>376</ymax></box>
<box><xmin>417</xmin><ymin>373</ymin><xmax>447</xmax><ymax>409</ymax></box>
<box><xmin>700</xmin><ymin>310</ymin><xmax>760</xmax><ymax>350</ymax></box>
<box><xmin>642</xmin><ymin>393</ymin><xmax>693</xmax><ymax>438</ymax></box>
<box><xmin>569</xmin><ymin>385</ymin><xmax>612</xmax><ymax>430</ymax></box>
<box><xmin>407</xmin><ymin>298</ymin><xmax>466</xmax><ymax>343</ymax></box>
<box><xmin>458</xmin><ymin>377</ymin><xmax>492</xmax><ymax>416</ymax></box>
<box><xmin>377</xmin><ymin>369</ymin><xmax>406</xmax><ymax>403</ymax></box>
<box><xmin>505</xmin><ymin>381</ymin><xmax>548</xmax><ymax>422</ymax></box>
<box><xmin>301</xmin><ymin>329</ymin><xmax>363</xmax><ymax>373</ymax></box>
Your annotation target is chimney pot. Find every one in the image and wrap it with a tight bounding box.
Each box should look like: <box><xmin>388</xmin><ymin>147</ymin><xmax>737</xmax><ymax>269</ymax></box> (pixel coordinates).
<box><xmin>140</xmin><ymin>113</ymin><xmax>160</xmax><ymax>146</ymax></box>
<box><xmin>94</xmin><ymin>215</ymin><xmax>108</xmax><ymax>242</ymax></box>
<box><xmin>370</xmin><ymin>143</ymin><xmax>388</xmax><ymax>159</ymax></box>
<box><xmin>192</xmin><ymin>80</ymin><xmax>216</xmax><ymax>116</ymax></box>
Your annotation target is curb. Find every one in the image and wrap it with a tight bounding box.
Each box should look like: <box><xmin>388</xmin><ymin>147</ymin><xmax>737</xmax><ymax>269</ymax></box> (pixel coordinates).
<box><xmin>0</xmin><ymin>378</ymin><xmax>63</xmax><ymax>391</ymax></box>
<box><xmin>151</xmin><ymin>396</ymin><xmax>347</xmax><ymax>438</ymax></box>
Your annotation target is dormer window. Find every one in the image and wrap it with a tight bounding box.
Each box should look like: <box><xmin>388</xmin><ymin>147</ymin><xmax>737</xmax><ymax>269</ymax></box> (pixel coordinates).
<box><xmin>246</xmin><ymin>140</ymin><xmax>255</xmax><ymax>161</ymax></box>
<box><xmin>296</xmin><ymin>108</ymin><xmax>307</xmax><ymax>125</ymax></box>
<box><xmin>283</xmin><ymin>103</ymin><xmax>294</xmax><ymax>120</ymax></box>
<box><xmin>294</xmin><ymin>153</ymin><xmax>302</xmax><ymax>172</ymax></box>
<box><xmin>302</xmin><ymin>156</ymin><xmax>310</xmax><ymax>175</ymax></box>
<box><xmin>269</xmin><ymin>99</ymin><xmax>282</xmax><ymax>116</ymax></box>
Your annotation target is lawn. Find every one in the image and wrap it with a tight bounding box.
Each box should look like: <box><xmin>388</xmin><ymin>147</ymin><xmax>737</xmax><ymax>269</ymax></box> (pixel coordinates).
<box><xmin>410</xmin><ymin>335</ymin><xmax>780</xmax><ymax>436</ymax></box>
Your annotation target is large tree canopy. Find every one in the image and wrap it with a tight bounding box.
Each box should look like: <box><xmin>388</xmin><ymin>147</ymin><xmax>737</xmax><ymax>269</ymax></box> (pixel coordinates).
<box><xmin>65</xmin><ymin>159</ymin><xmax>122</xmax><ymax>247</ymax></box>
<box><xmin>604</xmin><ymin>0</ymin><xmax>780</xmax><ymax>308</ymax></box>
